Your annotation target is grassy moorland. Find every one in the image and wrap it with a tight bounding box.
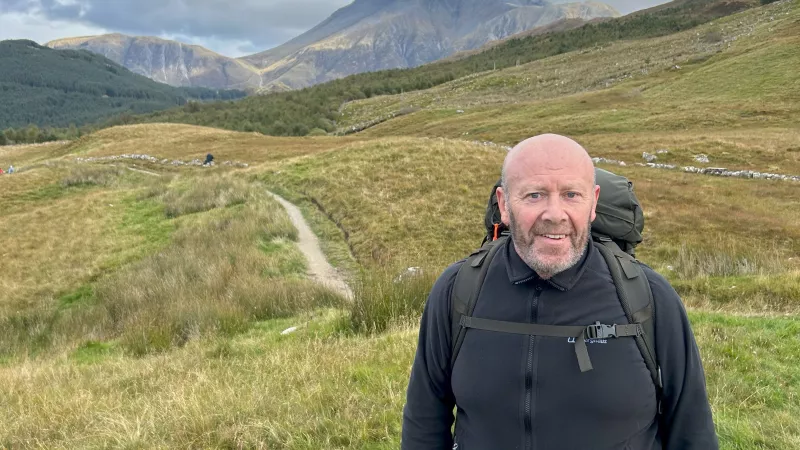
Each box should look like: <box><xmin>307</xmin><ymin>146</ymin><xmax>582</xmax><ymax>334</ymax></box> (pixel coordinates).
<box><xmin>0</xmin><ymin>155</ymin><xmax>345</xmax><ymax>360</ymax></box>
<box><xmin>2</xmin><ymin>132</ymin><xmax>798</xmax><ymax>449</ymax></box>
<box><xmin>80</xmin><ymin>0</ymin><xmax>760</xmax><ymax>139</ymax></box>
<box><xmin>1</xmin><ymin>1</ymin><xmax>799</xmax><ymax>448</ymax></box>
<box><xmin>262</xmin><ymin>137</ymin><xmax>800</xmax><ymax>313</ymax></box>
<box><xmin>340</xmin><ymin>0</ymin><xmax>800</xmax><ymax>173</ymax></box>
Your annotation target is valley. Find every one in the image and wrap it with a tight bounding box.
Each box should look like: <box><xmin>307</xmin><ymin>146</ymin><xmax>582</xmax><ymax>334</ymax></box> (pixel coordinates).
<box><xmin>0</xmin><ymin>0</ymin><xmax>798</xmax><ymax>448</ymax></box>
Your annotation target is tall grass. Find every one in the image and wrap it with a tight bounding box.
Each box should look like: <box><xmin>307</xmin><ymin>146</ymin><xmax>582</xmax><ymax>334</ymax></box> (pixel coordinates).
<box><xmin>0</xmin><ymin>164</ymin><xmax>176</xmax><ymax>314</ymax></box>
<box><xmin>0</xmin><ymin>313</ymin><xmax>418</xmax><ymax>449</ymax></box>
<box><xmin>1</xmin><ymin>309</ymin><xmax>798</xmax><ymax>449</ymax></box>
<box><xmin>98</xmin><ymin>193</ymin><xmax>343</xmax><ymax>355</ymax></box>
<box><xmin>60</xmin><ymin>164</ymin><xmax>126</xmax><ymax>187</ymax></box>
<box><xmin>349</xmin><ymin>269</ymin><xmax>437</xmax><ymax>334</ymax></box>
<box><xmin>0</xmin><ymin>175</ymin><xmax>345</xmax><ymax>358</ymax></box>
<box><xmin>162</xmin><ymin>175</ymin><xmax>254</xmax><ymax>218</ymax></box>
<box><xmin>672</xmin><ymin>241</ymin><xmax>789</xmax><ymax>279</ymax></box>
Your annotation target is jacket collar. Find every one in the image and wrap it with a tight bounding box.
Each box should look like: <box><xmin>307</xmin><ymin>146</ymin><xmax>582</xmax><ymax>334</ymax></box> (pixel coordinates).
<box><xmin>504</xmin><ymin>236</ymin><xmax>592</xmax><ymax>291</ymax></box>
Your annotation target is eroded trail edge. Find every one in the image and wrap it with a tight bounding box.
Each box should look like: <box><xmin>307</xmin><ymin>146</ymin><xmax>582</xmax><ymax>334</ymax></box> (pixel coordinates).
<box><xmin>267</xmin><ymin>191</ymin><xmax>354</xmax><ymax>300</ymax></box>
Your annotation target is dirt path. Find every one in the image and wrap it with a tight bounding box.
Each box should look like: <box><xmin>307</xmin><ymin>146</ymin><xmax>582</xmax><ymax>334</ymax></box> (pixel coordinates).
<box><xmin>112</xmin><ymin>163</ymin><xmax>351</xmax><ymax>298</ymax></box>
<box><xmin>267</xmin><ymin>192</ymin><xmax>353</xmax><ymax>300</ymax></box>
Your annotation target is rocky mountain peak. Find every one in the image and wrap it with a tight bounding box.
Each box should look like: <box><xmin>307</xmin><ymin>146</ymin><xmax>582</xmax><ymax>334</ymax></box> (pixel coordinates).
<box><xmin>46</xmin><ymin>1</ymin><xmax>618</xmax><ymax>91</ymax></box>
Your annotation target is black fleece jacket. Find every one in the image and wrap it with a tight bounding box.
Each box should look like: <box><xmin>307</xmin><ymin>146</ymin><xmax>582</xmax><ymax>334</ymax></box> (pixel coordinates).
<box><xmin>401</xmin><ymin>238</ymin><xmax>718</xmax><ymax>450</ymax></box>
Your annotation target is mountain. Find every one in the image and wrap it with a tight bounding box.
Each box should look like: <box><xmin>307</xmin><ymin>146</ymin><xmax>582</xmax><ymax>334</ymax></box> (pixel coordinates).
<box><xmin>47</xmin><ymin>1</ymin><xmax>618</xmax><ymax>92</ymax></box>
<box><xmin>117</xmin><ymin>0</ymin><xmax>759</xmax><ymax>138</ymax></box>
<box><xmin>242</xmin><ymin>0</ymin><xmax>620</xmax><ymax>90</ymax></box>
<box><xmin>46</xmin><ymin>34</ymin><xmax>262</xmax><ymax>91</ymax></box>
<box><xmin>0</xmin><ymin>40</ymin><xmax>246</xmax><ymax>129</ymax></box>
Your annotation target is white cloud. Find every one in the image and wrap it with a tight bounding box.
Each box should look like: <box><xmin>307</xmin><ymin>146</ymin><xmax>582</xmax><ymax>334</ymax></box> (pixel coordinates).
<box><xmin>0</xmin><ymin>0</ymin><xmax>354</xmax><ymax>53</ymax></box>
<box><xmin>0</xmin><ymin>10</ymin><xmax>270</xmax><ymax>56</ymax></box>
<box><xmin>0</xmin><ymin>11</ymin><xmax>107</xmax><ymax>44</ymax></box>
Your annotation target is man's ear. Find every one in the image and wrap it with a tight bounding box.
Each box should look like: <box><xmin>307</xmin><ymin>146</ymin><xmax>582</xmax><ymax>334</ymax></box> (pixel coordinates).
<box><xmin>497</xmin><ymin>186</ymin><xmax>510</xmax><ymax>225</ymax></box>
<box><xmin>590</xmin><ymin>184</ymin><xmax>600</xmax><ymax>222</ymax></box>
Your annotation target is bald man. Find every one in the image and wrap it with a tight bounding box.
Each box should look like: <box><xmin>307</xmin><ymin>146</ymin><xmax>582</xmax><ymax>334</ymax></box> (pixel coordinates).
<box><xmin>402</xmin><ymin>135</ymin><xmax>718</xmax><ymax>449</ymax></box>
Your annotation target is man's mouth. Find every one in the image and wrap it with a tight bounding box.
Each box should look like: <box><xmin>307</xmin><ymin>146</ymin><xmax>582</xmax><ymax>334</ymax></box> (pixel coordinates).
<box><xmin>540</xmin><ymin>234</ymin><xmax>568</xmax><ymax>241</ymax></box>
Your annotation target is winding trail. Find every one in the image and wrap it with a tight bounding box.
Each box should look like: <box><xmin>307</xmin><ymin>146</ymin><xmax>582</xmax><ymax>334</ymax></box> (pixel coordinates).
<box><xmin>114</xmin><ymin>161</ymin><xmax>352</xmax><ymax>298</ymax></box>
<box><xmin>267</xmin><ymin>192</ymin><xmax>354</xmax><ymax>300</ymax></box>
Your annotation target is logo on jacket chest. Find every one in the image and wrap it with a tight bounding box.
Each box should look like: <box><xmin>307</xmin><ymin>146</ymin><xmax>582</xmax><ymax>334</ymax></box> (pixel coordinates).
<box><xmin>567</xmin><ymin>337</ymin><xmax>608</xmax><ymax>344</ymax></box>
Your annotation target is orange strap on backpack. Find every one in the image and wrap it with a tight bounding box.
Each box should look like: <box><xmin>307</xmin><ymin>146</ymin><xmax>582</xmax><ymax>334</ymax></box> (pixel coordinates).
<box><xmin>493</xmin><ymin>223</ymin><xmax>500</xmax><ymax>241</ymax></box>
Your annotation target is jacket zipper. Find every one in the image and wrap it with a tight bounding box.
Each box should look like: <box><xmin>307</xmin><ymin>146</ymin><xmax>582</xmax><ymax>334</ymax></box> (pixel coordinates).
<box><xmin>525</xmin><ymin>286</ymin><xmax>542</xmax><ymax>450</ymax></box>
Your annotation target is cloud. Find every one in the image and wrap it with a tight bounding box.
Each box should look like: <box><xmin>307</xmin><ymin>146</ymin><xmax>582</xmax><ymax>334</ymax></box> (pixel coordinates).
<box><xmin>0</xmin><ymin>0</ymin><xmax>353</xmax><ymax>54</ymax></box>
<box><xmin>0</xmin><ymin>10</ymin><xmax>108</xmax><ymax>43</ymax></box>
<box><xmin>1</xmin><ymin>0</ymin><xmax>670</xmax><ymax>56</ymax></box>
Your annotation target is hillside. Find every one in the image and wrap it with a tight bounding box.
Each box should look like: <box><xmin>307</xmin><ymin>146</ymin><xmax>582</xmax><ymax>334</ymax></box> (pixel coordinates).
<box><xmin>126</xmin><ymin>0</ymin><xmax>762</xmax><ymax>137</ymax></box>
<box><xmin>439</xmin><ymin>17</ymin><xmax>604</xmax><ymax>62</ymax></box>
<box><xmin>1</xmin><ymin>116</ymin><xmax>798</xmax><ymax>448</ymax></box>
<box><xmin>46</xmin><ymin>34</ymin><xmax>263</xmax><ymax>90</ymax></box>
<box><xmin>0</xmin><ymin>40</ymin><xmax>246</xmax><ymax>130</ymax></box>
<box><xmin>1</xmin><ymin>0</ymin><xmax>798</xmax><ymax>448</ymax></box>
<box><xmin>240</xmin><ymin>0</ymin><xmax>619</xmax><ymax>90</ymax></box>
<box><xmin>44</xmin><ymin>2</ymin><xmax>617</xmax><ymax>91</ymax></box>
<box><xmin>339</xmin><ymin>0</ymin><xmax>798</xmax><ymax>143</ymax></box>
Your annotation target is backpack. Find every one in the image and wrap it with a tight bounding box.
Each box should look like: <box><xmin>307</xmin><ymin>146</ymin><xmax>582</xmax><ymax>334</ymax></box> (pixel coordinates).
<box><xmin>451</xmin><ymin>168</ymin><xmax>663</xmax><ymax>407</ymax></box>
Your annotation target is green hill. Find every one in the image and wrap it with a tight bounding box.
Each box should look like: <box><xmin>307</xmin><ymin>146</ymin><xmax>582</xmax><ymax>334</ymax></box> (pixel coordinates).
<box><xmin>0</xmin><ymin>40</ymin><xmax>246</xmax><ymax>130</ymax></box>
<box><xmin>128</xmin><ymin>0</ymin><xmax>760</xmax><ymax>136</ymax></box>
<box><xmin>340</xmin><ymin>0</ymin><xmax>800</xmax><ymax>147</ymax></box>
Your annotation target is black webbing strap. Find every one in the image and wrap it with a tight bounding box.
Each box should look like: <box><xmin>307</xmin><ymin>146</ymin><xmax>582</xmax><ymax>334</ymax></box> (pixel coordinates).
<box><xmin>459</xmin><ymin>316</ymin><xmax>643</xmax><ymax>373</ymax></box>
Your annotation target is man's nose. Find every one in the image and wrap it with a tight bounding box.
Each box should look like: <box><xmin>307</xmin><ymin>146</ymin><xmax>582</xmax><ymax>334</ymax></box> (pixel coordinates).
<box><xmin>540</xmin><ymin>196</ymin><xmax>569</xmax><ymax>224</ymax></box>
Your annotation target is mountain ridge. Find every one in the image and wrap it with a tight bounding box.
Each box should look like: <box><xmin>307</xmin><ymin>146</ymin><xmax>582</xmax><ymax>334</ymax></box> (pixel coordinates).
<box><xmin>0</xmin><ymin>39</ymin><xmax>246</xmax><ymax>130</ymax></box>
<box><xmin>240</xmin><ymin>0</ymin><xmax>619</xmax><ymax>89</ymax></box>
<box><xmin>47</xmin><ymin>0</ymin><xmax>618</xmax><ymax>91</ymax></box>
<box><xmin>47</xmin><ymin>34</ymin><xmax>262</xmax><ymax>90</ymax></box>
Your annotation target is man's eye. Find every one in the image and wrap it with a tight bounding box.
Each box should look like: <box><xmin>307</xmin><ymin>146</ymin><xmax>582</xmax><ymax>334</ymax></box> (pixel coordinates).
<box><xmin>566</xmin><ymin>192</ymin><xmax>579</xmax><ymax>199</ymax></box>
<box><xmin>528</xmin><ymin>193</ymin><xmax>541</xmax><ymax>199</ymax></box>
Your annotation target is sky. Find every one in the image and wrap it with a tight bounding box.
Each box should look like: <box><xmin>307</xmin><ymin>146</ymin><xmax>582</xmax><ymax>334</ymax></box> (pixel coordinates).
<box><xmin>0</xmin><ymin>0</ymin><xmax>669</xmax><ymax>58</ymax></box>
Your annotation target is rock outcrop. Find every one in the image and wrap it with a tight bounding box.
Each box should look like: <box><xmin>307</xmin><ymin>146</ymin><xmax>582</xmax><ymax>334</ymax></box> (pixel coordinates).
<box><xmin>47</xmin><ymin>34</ymin><xmax>262</xmax><ymax>90</ymax></box>
<box><xmin>244</xmin><ymin>0</ymin><xmax>619</xmax><ymax>89</ymax></box>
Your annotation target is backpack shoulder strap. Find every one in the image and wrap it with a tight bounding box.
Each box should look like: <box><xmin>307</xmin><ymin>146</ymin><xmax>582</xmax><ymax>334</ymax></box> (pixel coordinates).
<box><xmin>593</xmin><ymin>239</ymin><xmax>663</xmax><ymax>401</ymax></box>
<box><xmin>450</xmin><ymin>235</ymin><xmax>507</xmax><ymax>367</ymax></box>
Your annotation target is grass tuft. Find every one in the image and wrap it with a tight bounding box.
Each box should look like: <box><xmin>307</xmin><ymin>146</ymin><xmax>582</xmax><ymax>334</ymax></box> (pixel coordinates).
<box><xmin>349</xmin><ymin>269</ymin><xmax>436</xmax><ymax>334</ymax></box>
<box><xmin>162</xmin><ymin>175</ymin><xmax>254</xmax><ymax>218</ymax></box>
<box><xmin>61</xmin><ymin>164</ymin><xmax>126</xmax><ymax>187</ymax></box>
<box><xmin>672</xmin><ymin>241</ymin><xmax>788</xmax><ymax>279</ymax></box>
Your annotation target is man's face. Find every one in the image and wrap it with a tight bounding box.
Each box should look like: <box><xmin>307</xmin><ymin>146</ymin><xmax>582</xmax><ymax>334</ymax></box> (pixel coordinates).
<box><xmin>497</xmin><ymin>150</ymin><xmax>599</xmax><ymax>279</ymax></box>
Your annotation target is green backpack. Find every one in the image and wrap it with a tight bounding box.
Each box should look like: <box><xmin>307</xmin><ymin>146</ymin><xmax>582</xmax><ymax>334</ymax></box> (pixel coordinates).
<box><xmin>451</xmin><ymin>168</ymin><xmax>663</xmax><ymax>405</ymax></box>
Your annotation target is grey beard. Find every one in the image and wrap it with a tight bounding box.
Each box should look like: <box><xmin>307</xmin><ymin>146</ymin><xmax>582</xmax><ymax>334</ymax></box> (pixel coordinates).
<box><xmin>508</xmin><ymin>210</ymin><xmax>590</xmax><ymax>279</ymax></box>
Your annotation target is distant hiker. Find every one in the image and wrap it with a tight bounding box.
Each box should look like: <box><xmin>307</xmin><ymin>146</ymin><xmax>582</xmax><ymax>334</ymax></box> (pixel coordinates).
<box><xmin>203</xmin><ymin>153</ymin><xmax>214</xmax><ymax>166</ymax></box>
<box><xmin>402</xmin><ymin>134</ymin><xmax>718</xmax><ymax>449</ymax></box>
<box><xmin>0</xmin><ymin>167</ymin><xmax>4</xmax><ymax>175</ymax></box>
<box><xmin>7</xmin><ymin>165</ymin><xmax>14</xmax><ymax>174</ymax></box>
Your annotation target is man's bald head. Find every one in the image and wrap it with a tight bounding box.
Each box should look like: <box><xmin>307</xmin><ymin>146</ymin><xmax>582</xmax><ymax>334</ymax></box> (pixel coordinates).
<box><xmin>501</xmin><ymin>134</ymin><xmax>595</xmax><ymax>194</ymax></box>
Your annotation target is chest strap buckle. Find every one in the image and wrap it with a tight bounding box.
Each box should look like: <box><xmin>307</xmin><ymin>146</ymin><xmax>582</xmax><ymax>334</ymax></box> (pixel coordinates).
<box><xmin>585</xmin><ymin>322</ymin><xmax>617</xmax><ymax>339</ymax></box>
